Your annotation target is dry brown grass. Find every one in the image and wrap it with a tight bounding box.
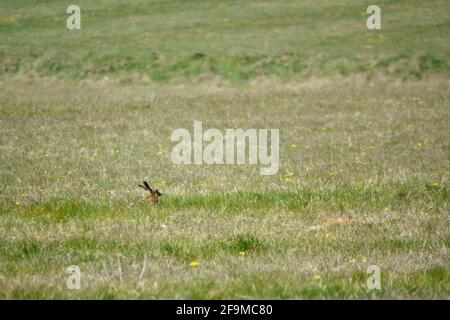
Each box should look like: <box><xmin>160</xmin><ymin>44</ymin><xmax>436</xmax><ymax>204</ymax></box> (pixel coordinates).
<box><xmin>0</xmin><ymin>75</ymin><xmax>448</xmax><ymax>298</ymax></box>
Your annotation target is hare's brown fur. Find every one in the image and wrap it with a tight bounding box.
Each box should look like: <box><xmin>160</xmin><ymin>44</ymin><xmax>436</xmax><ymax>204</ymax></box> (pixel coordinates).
<box><xmin>139</xmin><ymin>181</ymin><xmax>162</xmax><ymax>205</ymax></box>
<box><xmin>144</xmin><ymin>192</ymin><xmax>160</xmax><ymax>204</ymax></box>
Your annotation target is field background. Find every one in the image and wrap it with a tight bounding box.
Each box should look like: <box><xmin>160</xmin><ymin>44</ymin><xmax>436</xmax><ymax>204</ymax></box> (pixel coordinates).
<box><xmin>0</xmin><ymin>0</ymin><xmax>449</xmax><ymax>299</ymax></box>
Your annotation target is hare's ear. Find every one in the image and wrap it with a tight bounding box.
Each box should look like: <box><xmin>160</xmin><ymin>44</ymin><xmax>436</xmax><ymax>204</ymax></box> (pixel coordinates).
<box><xmin>155</xmin><ymin>189</ymin><xmax>162</xmax><ymax>196</ymax></box>
<box><xmin>138</xmin><ymin>183</ymin><xmax>147</xmax><ymax>190</ymax></box>
<box><xmin>143</xmin><ymin>181</ymin><xmax>153</xmax><ymax>192</ymax></box>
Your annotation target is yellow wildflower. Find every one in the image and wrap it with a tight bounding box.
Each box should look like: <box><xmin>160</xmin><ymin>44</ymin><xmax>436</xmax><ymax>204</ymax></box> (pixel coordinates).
<box><xmin>283</xmin><ymin>170</ymin><xmax>294</xmax><ymax>182</ymax></box>
<box><xmin>189</xmin><ymin>261</ymin><xmax>201</xmax><ymax>267</ymax></box>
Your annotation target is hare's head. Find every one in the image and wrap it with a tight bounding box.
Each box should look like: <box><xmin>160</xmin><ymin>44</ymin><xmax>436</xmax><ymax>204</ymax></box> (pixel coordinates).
<box><xmin>138</xmin><ymin>181</ymin><xmax>162</xmax><ymax>204</ymax></box>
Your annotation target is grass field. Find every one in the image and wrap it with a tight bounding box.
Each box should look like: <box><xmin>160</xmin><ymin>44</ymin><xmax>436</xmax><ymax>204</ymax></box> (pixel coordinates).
<box><xmin>0</xmin><ymin>0</ymin><xmax>449</xmax><ymax>299</ymax></box>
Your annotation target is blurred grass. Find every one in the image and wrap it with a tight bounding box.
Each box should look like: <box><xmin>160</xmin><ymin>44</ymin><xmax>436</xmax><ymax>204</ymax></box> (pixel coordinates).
<box><xmin>1</xmin><ymin>0</ymin><xmax>449</xmax><ymax>81</ymax></box>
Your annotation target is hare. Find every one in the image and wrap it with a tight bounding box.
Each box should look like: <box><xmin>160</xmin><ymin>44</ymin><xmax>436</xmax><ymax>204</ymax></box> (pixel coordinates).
<box><xmin>138</xmin><ymin>181</ymin><xmax>162</xmax><ymax>204</ymax></box>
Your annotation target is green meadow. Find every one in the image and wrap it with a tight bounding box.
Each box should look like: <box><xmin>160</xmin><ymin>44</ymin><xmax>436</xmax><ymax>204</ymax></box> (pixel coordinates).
<box><xmin>0</xmin><ymin>0</ymin><xmax>449</xmax><ymax>299</ymax></box>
